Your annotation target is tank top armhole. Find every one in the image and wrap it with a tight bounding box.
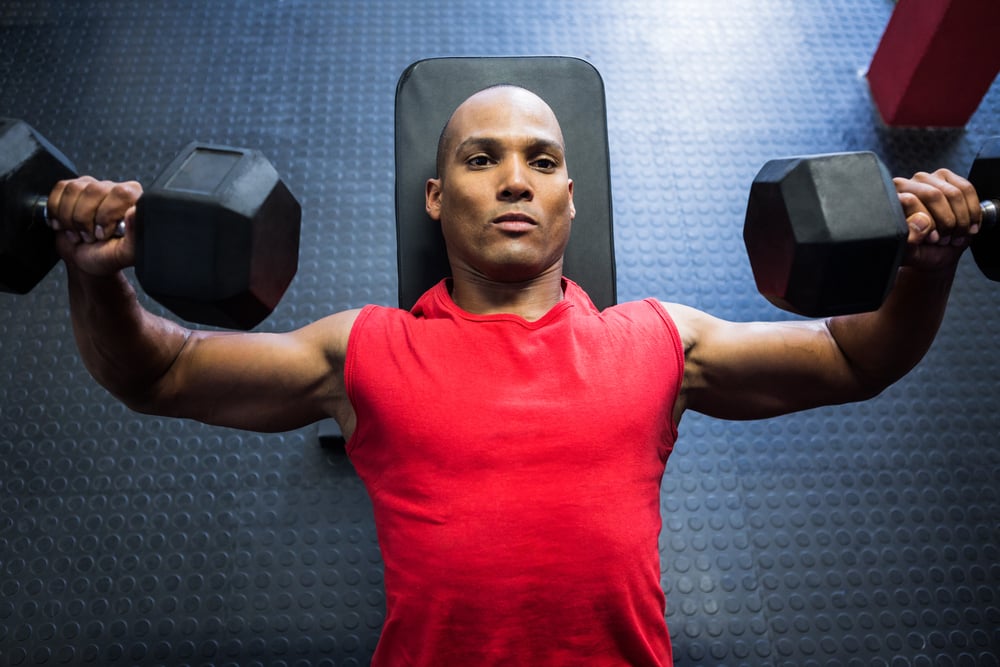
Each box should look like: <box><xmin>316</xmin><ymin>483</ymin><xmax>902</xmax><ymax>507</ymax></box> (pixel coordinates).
<box><xmin>343</xmin><ymin>304</ymin><xmax>381</xmax><ymax>454</ymax></box>
<box><xmin>643</xmin><ymin>298</ymin><xmax>685</xmax><ymax>443</ymax></box>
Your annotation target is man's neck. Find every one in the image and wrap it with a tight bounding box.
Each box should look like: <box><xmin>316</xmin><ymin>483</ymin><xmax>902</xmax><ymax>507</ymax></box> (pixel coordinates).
<box><xmin>448</xmin><ymin>269</ymin><xmax>565</xmax><ymax>322</ymax></box>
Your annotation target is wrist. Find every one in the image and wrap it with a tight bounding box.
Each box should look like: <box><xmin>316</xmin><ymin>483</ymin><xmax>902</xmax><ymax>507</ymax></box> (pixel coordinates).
<box><xmin>897</xmin><ymin>262</ymin><xmax>958</xmax><ymax>281</ymax></box>
<box><xmin>891</xmin><ymin>264</ymin><xmax>957</xmax><ymax>305</ymax></box>
<box><xmin>65</xmin><ymin>263</ymin><xmax>139</xmax><ymax>314</ymax></box>
<box><xmin>65</xmin><ymin>262</ymin><xmax>129</xmax><ymax>287</ymax></box>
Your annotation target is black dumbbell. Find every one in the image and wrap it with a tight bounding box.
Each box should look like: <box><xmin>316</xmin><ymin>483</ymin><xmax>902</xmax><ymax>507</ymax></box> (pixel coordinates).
<box><xmin>1</xmin><ymin>118</ymin><xmax>301</xmax><ymax>329</ymax></box>
<box><xmin>743</xmin><ymin>140</ymin><xmax>1000</xmax><ymax>317</ymax></box>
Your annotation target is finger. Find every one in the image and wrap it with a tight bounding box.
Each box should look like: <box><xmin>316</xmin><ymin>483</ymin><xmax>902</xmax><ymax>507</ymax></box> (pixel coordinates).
<box><xmin>909</xmin><ymin>172</ymin><xmax>959</xmax><ymax>230</ymax></box>
<box><xmin>70</xmin><ymin>179</ymin><xmax>125</xmax><ymax>243</ymax></box>
<box><xmin>94</xmin><ymin>181</ymin><xmax>142</xmax><ymax>239</ymax></box>
<box><xmin>65</xmin><ymin>180</ymin><xmax>101</xmax><ymax>241</ymax></box>
<box><xmin>68</xmin><ymin>184</ymin><xmax>101</xmax><ymax>243</ymax></box>
<box><xmin>910</xmin><ymin>170</ymin><xmax>973</xmax><ymax>242</ymax></box>
<box><xmin>123</xmin><ymin>205</ymin><xmax>137</xmax><ymax>231</ymax></box>
<box><xmin>900</xmin><ymin>174</ymin><xmax>957</xmax><ymax>245</ymax></box>
<box><xmin>895</xmin><ymin>188</ymin><xmax>940</xmax><ymax>245</ymax></box>
<box><xmin>117</xmin><ymin>206</ymin><xmax>138</xmax><ymax>267</ymax></box>
<box><xmin>905</xmin><ymin>210</ymin><xmax>937</xmax><ymax>245</ymax></box>
<box><xmin>937</xmin><ymin>169</ymin><xmax>982</xmax><ymax>233</ymax></box>
<box><xmin>46</xmin><ymin>180</ymin><xmax>67</xmax><ymax>229</ymax></box>
<box><xmin>47</xmin><ymin>176</ymin><xmax>97</xmax><ymax>230</ymax></box>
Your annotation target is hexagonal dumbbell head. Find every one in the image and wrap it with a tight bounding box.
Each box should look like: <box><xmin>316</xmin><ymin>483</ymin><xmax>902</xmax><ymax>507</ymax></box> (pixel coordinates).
<box><xmin>134</xmin><ymin>143</ymin><xmax>301</xmax><ymax>329</ymax></box>
<box><xmin>743</xmin><ymin>152</ymin><xmax>908</xmax><ymax>317</ymax></box>
<box><xmin>0</xmin><ymin>118</ymin><xmax>77</xmax><ymax>294</ymax></box>
<box><xmin>969</xmin><ymin>137</ymin><xmax>1000</xmax><ymax>282</ymax></box>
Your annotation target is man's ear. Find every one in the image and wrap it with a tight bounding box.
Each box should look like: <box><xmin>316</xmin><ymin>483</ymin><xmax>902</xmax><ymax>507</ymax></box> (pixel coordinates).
<box><xmin>426</xmin><ymin>178</ymin><xmax>442</xmax><ymax>221</ymax></box>
<box><xmin>568</xmin><ymin>178</ymin><xmax>576</xmax><ymax>220</ymax></box>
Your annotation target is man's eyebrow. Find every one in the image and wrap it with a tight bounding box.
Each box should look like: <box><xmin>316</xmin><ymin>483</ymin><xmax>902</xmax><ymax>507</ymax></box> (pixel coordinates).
<box><xmin>453</xmin><ymin>136</ymin><xmax>565</xmax><ymax>157</ymax></box>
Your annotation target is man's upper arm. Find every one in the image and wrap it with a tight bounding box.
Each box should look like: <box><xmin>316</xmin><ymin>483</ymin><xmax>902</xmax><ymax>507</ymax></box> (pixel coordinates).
<box><xmin>662</xmin><ymin>302</ymin><xmax>874</xmax><ymax>422</ymax></box>
<box><xmin>136</xmin><ymin>308</ymin><xmax>363</xmax><ymax>433</ymax></box>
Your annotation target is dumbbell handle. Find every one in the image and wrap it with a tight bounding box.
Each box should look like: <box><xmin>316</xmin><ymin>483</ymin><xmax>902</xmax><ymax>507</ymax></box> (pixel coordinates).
<box><xmin>981</xmin><ymin>199</ymin><xmax>999</xmax><ymax>230</ymax></box>
<box><xmin>32</xmin><ymin>190</ymin><xmax>996</xmax><ymax>238</ymax></box>
<box><xmin>30</xmin><ymin>195</ymin><xmax>126</xmax><ymax>238</ymax></box>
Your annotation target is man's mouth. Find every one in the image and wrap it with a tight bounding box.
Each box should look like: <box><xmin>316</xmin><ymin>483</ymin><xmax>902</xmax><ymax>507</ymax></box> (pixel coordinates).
<box><xmin>492</xmin><ymin>213</ymin><xmax>537</xmax><ymax>232</ymax></box>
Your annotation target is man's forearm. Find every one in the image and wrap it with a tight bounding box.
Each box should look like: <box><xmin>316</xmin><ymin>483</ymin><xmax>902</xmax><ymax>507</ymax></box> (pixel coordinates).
<box><xmin>826</xmin><ymin>265</ymin><xmax>956</xmax><ymax>396</ymax></box>
<box><xmin>67</xmin><ymin>266</ymin><xmax>191</xmax><ymax>405</ymax></box>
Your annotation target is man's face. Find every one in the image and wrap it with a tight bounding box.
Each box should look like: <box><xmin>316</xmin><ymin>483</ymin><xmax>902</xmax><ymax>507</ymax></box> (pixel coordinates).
<box><xmin>426</xmin><ymin>87</ymin><xmax>575</xmax><ymax>284</ymax></box>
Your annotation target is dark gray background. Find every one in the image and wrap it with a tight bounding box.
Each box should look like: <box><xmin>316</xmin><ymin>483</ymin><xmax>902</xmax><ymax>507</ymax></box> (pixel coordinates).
<box><xmin>1</xmin><ymin>2</ymin><xmax>998</xmax><ymax>665</ymax></box>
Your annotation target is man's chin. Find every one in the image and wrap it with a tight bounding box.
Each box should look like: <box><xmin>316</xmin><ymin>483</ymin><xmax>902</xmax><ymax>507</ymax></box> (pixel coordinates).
<box><xmin>478</xmin><ymin>257</ymin><xmax>564</xmax><ymax>285</ymax></box>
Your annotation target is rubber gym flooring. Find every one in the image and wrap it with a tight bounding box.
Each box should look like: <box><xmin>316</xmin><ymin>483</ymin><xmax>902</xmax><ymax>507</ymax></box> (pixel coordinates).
<box><xmin>1</xmin><ymin>2</ymin><xmax>998</xmax><ymax>666</ymax></box>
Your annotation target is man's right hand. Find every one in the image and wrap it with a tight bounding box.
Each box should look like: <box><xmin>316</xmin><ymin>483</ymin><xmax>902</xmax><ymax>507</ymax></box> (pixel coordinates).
<box><xmin>48</xmin><ymin>177</ymin><xmax>143</xmax><ymax>277</ymax></box>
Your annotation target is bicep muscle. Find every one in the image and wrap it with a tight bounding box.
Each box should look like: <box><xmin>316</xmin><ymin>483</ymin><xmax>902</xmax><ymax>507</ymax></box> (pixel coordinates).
<box><xmin>665</xmin><ymin>303</ymin><xmax>872</xmax><ymax>421</ymax></box>
<box><xmin>137</xmin><ymin>309</ymin><xmax>360</xmax><ymax>432</ymax></box>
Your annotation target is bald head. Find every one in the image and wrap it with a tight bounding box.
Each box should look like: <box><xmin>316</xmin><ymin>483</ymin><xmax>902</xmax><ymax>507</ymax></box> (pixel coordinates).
<box><xmin>435</xmin><ymin>85</ymin><xmax>566</xmax><ymax>180</ymax></box>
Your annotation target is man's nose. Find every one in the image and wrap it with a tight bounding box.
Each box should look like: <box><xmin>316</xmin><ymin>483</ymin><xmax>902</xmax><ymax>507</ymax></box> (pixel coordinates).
<box><xmin>498</xmin><ymin>160</ymin><xmax>533</xmax><ymax>201</ymax></box>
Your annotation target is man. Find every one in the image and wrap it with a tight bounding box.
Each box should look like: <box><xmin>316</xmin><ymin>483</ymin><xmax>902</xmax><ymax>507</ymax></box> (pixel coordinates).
<box><xmin>48</xmin><ymin>85</ymin><xmax>982</xmax><ymax>666</ymax></box>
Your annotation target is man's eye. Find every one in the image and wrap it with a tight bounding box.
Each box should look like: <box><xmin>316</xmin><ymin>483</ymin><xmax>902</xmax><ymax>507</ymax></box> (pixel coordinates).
<box><xmin>532</xmin><ymin>157</ymin><xmax>557</xmax><ymax>170</ymax></box>
<box><xmin>467</xmin><ymin>155</ymin><xmax>493</xmax><ymax>167</ymax></box>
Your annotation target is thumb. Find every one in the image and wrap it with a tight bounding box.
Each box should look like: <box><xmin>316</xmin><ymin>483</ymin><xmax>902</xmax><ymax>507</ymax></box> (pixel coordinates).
<box><xmin>123</xmin><ymin>205</ymin><xmax>137</xmax><ymax>233</ymax></box>
<box><xmin>906</xmin><ymin>212</ymin><xmax>934</xmax><ymax>244</ymax></box>
<box><xmin>116</xmin><ymin>205</ymin><xmax>138</xmax><ymax>268</ymax></box>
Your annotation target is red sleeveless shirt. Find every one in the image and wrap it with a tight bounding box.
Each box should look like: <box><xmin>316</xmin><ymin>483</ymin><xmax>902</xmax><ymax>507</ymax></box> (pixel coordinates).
<box><xmin>345</xmin><ymin>279</ymin><xmax>684</xmax><ymax>666</ymax></box>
